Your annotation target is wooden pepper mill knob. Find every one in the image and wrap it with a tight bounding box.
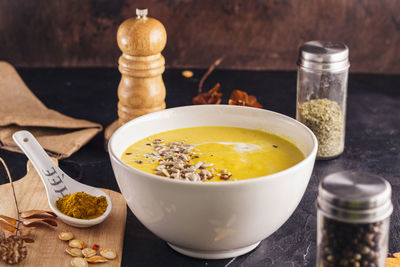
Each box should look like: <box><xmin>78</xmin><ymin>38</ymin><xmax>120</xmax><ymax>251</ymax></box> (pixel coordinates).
<box><xmin>116</xmin><ymin>8</ymin><xmax>167</xmax><ymax>126</ymax></box>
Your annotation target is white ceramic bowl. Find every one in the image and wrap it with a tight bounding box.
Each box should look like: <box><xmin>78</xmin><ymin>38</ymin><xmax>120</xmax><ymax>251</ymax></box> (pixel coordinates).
<box><xmin>108</xmin><ymin>105</ymin><xmax>317</xmax><ymax>259</ymax></box>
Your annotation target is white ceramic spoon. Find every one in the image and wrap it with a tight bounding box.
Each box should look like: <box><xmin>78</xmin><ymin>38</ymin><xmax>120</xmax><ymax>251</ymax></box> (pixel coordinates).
<box><xmin>12</xmin><ymin>130</ymin><xmax>112</xmax><ymax>228</ymax></box>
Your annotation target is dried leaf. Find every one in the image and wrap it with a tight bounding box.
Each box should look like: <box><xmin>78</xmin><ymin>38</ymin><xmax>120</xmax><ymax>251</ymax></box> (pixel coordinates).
<box><xmin>228</xmin><ymin>90</ymin><xmax>263</xmax><ymax>108</ymax></box>
<box><xmin>0</xmin><ymin>220</ymin><xmax>16</xmax><ymax>233</ymax></box>
<box><xmin>22</xmin><ymin>218</ymin><xmax>57</xmax><ymax>227</ymax></box>
<box><xmin>20</xmin><ymin>210</ymin><xmax>57</xmax><ymax>219</ymax></box>
<box><xmin>0</xmin><ymin>215</ymin><xmax>17</xmax><ymax>226</ymax></box>
<box><xmin>193</xmin><ymin>83</ymin><xmax>222</xmax><ymax>105</ymax></box>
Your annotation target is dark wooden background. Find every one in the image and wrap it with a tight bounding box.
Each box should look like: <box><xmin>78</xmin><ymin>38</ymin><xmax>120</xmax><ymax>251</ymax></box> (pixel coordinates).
<box><xmin>1</xmin><ymin>0</ymin><xmax>400</xmax><ymax>73</ymax></box>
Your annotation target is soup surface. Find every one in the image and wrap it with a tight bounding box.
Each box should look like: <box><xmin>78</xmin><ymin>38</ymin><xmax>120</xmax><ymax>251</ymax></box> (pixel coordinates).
<box><xmin>121</xmin><ymin>126</ymin><xmax>304</xmax><ymax>181</ymax></box>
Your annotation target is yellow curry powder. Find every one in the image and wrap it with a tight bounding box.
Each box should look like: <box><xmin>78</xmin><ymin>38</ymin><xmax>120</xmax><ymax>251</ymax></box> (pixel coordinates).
<box><xmin>56</xmin><ymin>192</ymin><xmax>108</xmax><ymax>219</ymax></box>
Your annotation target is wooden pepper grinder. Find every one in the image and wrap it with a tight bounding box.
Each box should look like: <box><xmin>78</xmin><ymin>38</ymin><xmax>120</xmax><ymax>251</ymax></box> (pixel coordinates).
<box><xmin>105</xmin><ymin>8</ymin><xmax>167</xmax><ymax>143</ymax></box>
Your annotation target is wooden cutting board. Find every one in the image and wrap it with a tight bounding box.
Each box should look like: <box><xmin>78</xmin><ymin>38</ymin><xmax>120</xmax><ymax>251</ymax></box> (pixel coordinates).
<box><xmin>0</xmin><ymin>160</ymin><xmax>126</xmax><ymax>267</ymax></box>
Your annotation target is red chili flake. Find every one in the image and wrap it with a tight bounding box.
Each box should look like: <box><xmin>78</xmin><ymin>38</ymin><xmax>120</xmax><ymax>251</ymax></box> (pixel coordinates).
<box><xmin>92</xmin><ymin>244</ymin><xmax>100</xmax><ymax>250</ymax></box>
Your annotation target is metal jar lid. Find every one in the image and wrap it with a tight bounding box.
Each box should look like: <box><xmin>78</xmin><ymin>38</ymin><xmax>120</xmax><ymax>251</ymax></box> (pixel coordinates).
<box><xmin>317</xmin><ymin>170</ymin><xmax>393</xmax><ymax>223</ymax></box>
<box><xmin>297</xmin><ymin>40</ymin><xmax>350</xmax><ymax>71</ymax></box>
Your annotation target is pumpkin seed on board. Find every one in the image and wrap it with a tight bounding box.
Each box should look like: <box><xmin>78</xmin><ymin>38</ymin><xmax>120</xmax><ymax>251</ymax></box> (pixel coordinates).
<box><xmin>81</xmin><ymin>248</ymin><xmax>96</xmax><ymax>258</ymax></box>
<box><xmin>65</xmin><ymin>247</ymin><xmax>83</xmax><ymax>257</ymax></box>
<box><xmin>69</xmin><ymin>239</ymin><xmax>84</xmax><ymax>249</ymax></box>
<box><xmin>99</xmin><ymin>248</ymin><xmax>117</xmax><ymax>259</ymax></box>
<box><xmin>70</xmin><ymin>257</ymin><xmax>88</xmax><ymax>267</ymax></box>
<box><xmin>86</xmin><ymin>255</ymin><xmax>108</xmax><ymax>263</ymax></box>
<box><xmin>59</xmin><ymin>231</ymin><xmax>74</xmax><ymax>241</ymax></box>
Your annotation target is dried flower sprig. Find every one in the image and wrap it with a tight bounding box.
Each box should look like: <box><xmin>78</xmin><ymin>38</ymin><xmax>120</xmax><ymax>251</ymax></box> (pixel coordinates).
<box><xmin>192</xmin><ymin>57</ymin><xmax>262</xmax><ymax>108</ymax></box>
<box><xmin>0</xmin><ymin>158</ymin><xmax>57</xmax><ymax>264</ymax></box>
<box><xmin>198</xmin><ymin>56</ymin><xmax>224</xmax><ymax>94</ymax></box>
<box><xmin>228</xmin><ymin>89</ymin><xmax>263</xmax><ymax>108</ymax></box>
<box><xmin>192</xmin><ymin>83</ymin><xmax>223</xmax><ymax>105</ymax></box>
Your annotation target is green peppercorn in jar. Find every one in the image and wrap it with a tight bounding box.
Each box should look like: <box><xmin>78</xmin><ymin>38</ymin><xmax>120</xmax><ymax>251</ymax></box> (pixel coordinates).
<box><xmin>296</xmin><ymin>41</ymin><xmax>349</xmax><ymax>160</ymax></box>
<box><xmin>317</xmin><ymin>171</ymin><xmax>393</xmax><ymax>267</ymax></box>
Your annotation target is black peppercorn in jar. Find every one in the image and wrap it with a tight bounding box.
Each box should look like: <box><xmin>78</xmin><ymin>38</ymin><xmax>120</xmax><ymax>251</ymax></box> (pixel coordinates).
<box><xmin>296</xmin><ymin>41</ymin><xmax>350</xmax><ymax>160</ymax></box>
<box><xmin>317</xmin><ymin>171</ymin><xmax>392</xmax><ymax>267</ymax></box>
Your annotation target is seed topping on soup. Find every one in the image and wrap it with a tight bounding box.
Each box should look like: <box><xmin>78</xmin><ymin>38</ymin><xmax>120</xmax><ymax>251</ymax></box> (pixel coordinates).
<box><xmin>129</xmin><ymin>138</ymin><xmax>231</xmax><ymax>181</ymax></box>
<box><xmin>121</xmin><ymin>126</ymin><xmax>304</xmax><ymax>181</ymax></box>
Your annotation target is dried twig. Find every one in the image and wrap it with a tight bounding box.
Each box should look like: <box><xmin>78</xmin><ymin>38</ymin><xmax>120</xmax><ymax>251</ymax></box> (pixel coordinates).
<box><xmin>0</xmin><ymin>158</ymin><xmax>58</xmax><ymax>264</ymax></box>
<box><xmin>198</xmin><ymin>56</ymin><xmax>224</xmax><ymax>94</ymax></box>
<box><xmin>0</xmin><ymin>159</ymin><xmax>58</xmax><ymax>234</ymax></box>
<box><xmin>0</xmin><ymin>158</ymin><xmax>21</xmax><ymax>235</ymax></box>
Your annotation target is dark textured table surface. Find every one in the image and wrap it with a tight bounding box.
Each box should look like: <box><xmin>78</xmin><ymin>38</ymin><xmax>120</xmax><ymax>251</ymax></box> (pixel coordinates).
<box><xmin>0</xmin><ymin>68</ymin><xmax>399</xmax><ymax>266</ymax></box>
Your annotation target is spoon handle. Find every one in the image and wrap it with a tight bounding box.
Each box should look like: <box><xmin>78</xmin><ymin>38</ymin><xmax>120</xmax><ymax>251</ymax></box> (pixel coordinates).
<box><xmin>12</xmin><ymin>130</ymin><xmax>71</xmax><ymax>200</ymax></box>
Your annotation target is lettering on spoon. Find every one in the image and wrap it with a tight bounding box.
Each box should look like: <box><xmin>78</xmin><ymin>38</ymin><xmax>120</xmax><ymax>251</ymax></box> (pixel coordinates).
<box><xmin>42</xmin><ymin>167</ymin><xmax>69</xmax><ymax>197</ymax></box>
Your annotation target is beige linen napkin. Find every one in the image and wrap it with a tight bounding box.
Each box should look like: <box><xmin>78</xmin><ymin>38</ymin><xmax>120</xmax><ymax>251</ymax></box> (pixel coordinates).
<box><xmin>0</xmin><ymin>61</ymin><xmax>103</xmax><ymax>158</ymax></box>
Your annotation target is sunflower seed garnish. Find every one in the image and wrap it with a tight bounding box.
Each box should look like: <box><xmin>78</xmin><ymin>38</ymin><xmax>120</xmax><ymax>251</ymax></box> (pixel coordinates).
<box><xmin>202</xmin><ymin>163</ymin><xmax>214</xmax><ymax>168</ymax></box>
<box><xmin>139</xmin><ymin>139</ymin><xmax>233</xmax><ymax>181</ymax></box>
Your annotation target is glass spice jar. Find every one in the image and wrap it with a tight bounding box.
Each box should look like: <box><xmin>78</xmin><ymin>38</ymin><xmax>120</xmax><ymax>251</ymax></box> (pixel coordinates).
<box><xmin>296</xmin><ymin>41</ymin><xmax>350</xmax><ymax>160</ymax></box>
<box><xmin>317</xmin><ymin>171</ymin><xmax>393</xmax><ymax>267</ymax></box>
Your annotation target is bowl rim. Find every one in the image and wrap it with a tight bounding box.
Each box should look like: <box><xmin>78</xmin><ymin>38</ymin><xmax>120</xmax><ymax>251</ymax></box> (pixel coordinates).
<box><xmin>108</xmin><ymin>105</ymin><xmax>318</xmax><ymax>186</ymax></box>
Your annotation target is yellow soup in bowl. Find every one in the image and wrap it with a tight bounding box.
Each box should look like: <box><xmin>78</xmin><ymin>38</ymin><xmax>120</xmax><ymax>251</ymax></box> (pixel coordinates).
<box><xmin>121</xmin><ymin>126</ymin><xmax>304</xmax><ymax>181</ymax></box>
